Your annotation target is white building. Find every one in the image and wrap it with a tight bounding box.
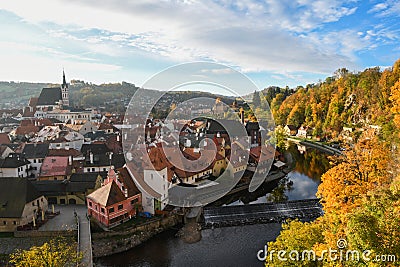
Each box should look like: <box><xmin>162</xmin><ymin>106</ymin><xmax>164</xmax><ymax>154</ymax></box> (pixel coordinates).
<box><xmin>0</xmin><ymin>155</ymin><xmax>32</xmax><ymax>178</ymax></box>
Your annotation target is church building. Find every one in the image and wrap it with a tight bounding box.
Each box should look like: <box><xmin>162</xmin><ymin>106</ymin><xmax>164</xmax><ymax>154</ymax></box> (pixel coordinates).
<box><xmin>36</xmin><ymin>70</ymin><xmax>69</xmax><ymax>111</ymax></box>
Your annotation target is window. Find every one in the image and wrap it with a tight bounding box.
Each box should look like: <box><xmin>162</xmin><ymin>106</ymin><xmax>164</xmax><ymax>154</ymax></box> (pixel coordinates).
<box><xmin>109</xmin><ymin>207</ymin><xmax>114</xmax><ymax>213</ymax></box>
<box><xmin>101</xmin><ymin>208</ymin><xmax>105</xmax><ymax>214</ymax></box>
<box><xmin>32</xmin><ymin>202</ymin><xmax>35</xmax><ymax>206</ymax></box>
<box><xmin>13</xmin><ymin>221</ymin><xmax>16</xmax><ymax>225</ymax></box>
<box><xmin>89</xmin><ymin>202</ymin><xmax>92</xmax><ymax>207</ymax></box>
<box><xmin>118</xmin><ymin>204</ymin><xmax>123</xmax><ymax>210</ymax></box>
<box><xmin>130</xmin><ymin>199</ymin><xmax>138</xmax><ymax>205</ymax></box>
<box><xmin>3</xmin><ymin>221</ymin><xmax>6</xmax><ymax>225</ymax></box>
<box><xmin>92</xmin><ymin>168</ymin><xmax>95</xmax><ymax>172</ymax></box>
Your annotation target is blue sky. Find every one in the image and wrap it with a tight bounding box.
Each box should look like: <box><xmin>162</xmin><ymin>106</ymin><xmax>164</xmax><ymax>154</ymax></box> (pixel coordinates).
<box><xmin>0</xmin><ymin>0</ymin><xmax>399</xmax><ymax>95</ymax></box>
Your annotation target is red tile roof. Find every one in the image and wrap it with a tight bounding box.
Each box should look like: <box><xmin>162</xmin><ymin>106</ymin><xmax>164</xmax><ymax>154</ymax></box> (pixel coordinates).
<box><xmin>0</xmin><ymin>133</ymin><xmax>10</xmax><ymax>144</ymax></box>
<box><xmin>15</xmin><ymin>126</ymin><xmax>40</xmax><ymax>136</ymax></box>
<box><xmin>40</xmin><ymin>156</ymin><xmax>72</xmax><ymax>177</ymax></box>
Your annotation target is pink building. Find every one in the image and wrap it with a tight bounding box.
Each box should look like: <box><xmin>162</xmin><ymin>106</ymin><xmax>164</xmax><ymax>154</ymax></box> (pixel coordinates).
<box><xmin>86</xmin><ymin>167</ymin><xmax>141</xmax><ymax>228</ymax></box>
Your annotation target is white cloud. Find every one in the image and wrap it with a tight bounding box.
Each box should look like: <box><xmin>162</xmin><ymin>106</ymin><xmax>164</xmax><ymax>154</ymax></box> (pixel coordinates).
<box><xmin>0</xmin><ymin>41</ymin><xmax>121</xmax><ymax>83</ymax></box>
<box><xmin>369</xmin><ymin>0</ymin><xmax>400</xmax><ymax>16</ymax></box>
<box><xmin>0</xmin><ymin>0</ymin><xmax>364</xmax><ymax>79</ymax></box>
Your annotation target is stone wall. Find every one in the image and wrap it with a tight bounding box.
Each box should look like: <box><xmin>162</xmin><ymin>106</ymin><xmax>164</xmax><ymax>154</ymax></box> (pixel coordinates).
<box><xmin>14</xmin><ymin>230</ymin><xmax>76</xmax><ymax>238</ymax></box>
<box><xmin>92</xmin><ymin>215</ymin><xmax>179</xmax><ymax>257</ymax></box>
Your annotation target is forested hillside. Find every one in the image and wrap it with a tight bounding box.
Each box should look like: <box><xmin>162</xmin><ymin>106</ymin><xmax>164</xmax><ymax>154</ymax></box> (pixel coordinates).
<box><xmin>265</xmin><ymin>59</ymin><xmax>400</xmax><ymax>266</ymax></box>
<box><xmin>255</xmin><ymin>60</ymin><xmax>400</xmax><ymax>141</ymax></box>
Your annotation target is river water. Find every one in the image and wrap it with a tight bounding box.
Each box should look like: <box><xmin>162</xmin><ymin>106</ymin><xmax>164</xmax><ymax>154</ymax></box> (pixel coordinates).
<box><xmin>96</xmin><ymin>144</ymin><xmax>330</xmax><ymax>267</ymax></box>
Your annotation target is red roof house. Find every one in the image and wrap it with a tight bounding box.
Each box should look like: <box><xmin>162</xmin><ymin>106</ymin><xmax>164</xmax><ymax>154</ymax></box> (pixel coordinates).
<box><xmin>86</xmin><ymin>167</ymin><xmax>141</xmax><ymax>228</ymax></box>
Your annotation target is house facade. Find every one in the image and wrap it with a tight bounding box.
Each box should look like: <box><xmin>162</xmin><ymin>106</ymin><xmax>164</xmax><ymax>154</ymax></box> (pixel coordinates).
<box><xmin>86</xmin><ymin>168</ymin><xmax>141</xmax><ymax>228</ymax></box>
<box><xmin>0</xmin><ymin>177</ymin><xmax>48</xmax><ymax>232</ymax></box>
<box><xmin>0</xmin><ymin>155</ymin><xmax>32</xmax><ymax>178</ymax></box>
<box><xmin>22</xmin><ymin>143</ymin><xmax>49</xmax><ymax>177</ymax></box>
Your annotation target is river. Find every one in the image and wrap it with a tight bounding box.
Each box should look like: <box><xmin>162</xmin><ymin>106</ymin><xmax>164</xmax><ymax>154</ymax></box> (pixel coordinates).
<box><xmin>95</xmin><ymin>144</ymin><xmax>330</xmax><ymax>267</ymax></box>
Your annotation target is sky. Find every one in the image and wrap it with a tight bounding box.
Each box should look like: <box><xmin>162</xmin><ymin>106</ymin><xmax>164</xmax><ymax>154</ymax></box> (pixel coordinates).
<box><xmin>0</xmin><ymin>0</ymin><xmax>399</xmax><ymax>95</ymax></box>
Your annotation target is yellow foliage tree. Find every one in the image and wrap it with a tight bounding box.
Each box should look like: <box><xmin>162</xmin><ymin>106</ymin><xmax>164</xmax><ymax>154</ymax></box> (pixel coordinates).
<box><xmin>9</xmin><ymin>237</ymin><xmax>82</xmax><ymax>267</ymax></box>
<box><xmin>390</xmin><ymin>79</ymin><xmax>400</xmax><ymax>129</ymax></box>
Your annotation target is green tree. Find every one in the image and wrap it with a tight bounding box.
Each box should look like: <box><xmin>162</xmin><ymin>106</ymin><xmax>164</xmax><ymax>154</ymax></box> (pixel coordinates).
<box><xmin>269</xmin><ymin>125</ymin><xmax>287</xmax><ymax>151</ymax></box>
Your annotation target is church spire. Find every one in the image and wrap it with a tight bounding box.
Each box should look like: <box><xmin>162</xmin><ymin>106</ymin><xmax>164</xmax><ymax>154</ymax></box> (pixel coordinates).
<box><xmin>62</xmin><ymin>68</ymin><xmax>67</xmax><ymax>88</ymax></box>
<box><xmin>61</xmin><ymin>69</ymin><xmax>69</xmax><ymax>107</ymax></box>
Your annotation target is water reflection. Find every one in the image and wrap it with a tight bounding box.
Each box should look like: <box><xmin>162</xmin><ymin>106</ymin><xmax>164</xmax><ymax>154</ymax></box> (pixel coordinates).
<box><xmin>221</xmin><ymin>143</ymin><xmax>330</xmax><ymax>205</ymax></box>
<box><xmin>289</xmin><ymin>144</ymin><xmax>330</xmax><ymax>182</ymax></box>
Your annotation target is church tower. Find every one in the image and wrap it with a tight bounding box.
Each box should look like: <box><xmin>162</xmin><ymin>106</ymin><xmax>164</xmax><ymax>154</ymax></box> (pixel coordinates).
<box><xmin>61</xmin><ymin>69</ymin><xmax>69</xmax><ymax>107</ymax></box>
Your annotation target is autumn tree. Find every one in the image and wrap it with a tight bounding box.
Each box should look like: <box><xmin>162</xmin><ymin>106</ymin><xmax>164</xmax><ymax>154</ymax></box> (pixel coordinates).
<box><xmin>346</xmin><ymin>179</ymin><xmax>400</xmax><ymax>265</ymax></box>
<box><xmin>9</xmin><ymin>237</ymin><xmax>82</xmax><ymax>267</ymax></box>
<box><xmin>266</xmin><ymin>219</ymin><xmax>325</xmax><ymax>266</ymax></box>
<box><xmin>390</xmin><ymin>79</ymin><xmax>400</xmax><ymax>130</ymax></box>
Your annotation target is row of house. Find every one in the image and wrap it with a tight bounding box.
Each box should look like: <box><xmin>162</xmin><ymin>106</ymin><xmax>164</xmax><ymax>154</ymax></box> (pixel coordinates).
<box><xmin>0</xmin><ymin>73</ymin><xmax>134</xmax><ymax>231</ymax></box>
<box><xmin>284</xmin><ymin>124</ymin><xmax>314</xmax><ymax>138</ymax></box>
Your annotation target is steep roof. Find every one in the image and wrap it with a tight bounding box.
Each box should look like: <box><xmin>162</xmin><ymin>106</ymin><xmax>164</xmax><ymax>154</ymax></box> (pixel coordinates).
<box><xmin>206</xmin><ymin>119</ymin><xmax>245</xmax><ymax>137</ymax></box>
<box><xmin>245</xmin><ymin>121</ymin><xmax>260</xmax><ymax>131</ymax></box>
<box><xmin>48</xmin><ymin>148</ymin><xmax>82</xmax><ymax>157</ymax></box>
<box><xmin>22</xmin><ymin>143</ymin><xmax>49</xmax><ymax>159</ymax></box>
<box><xmin>37</xmin><ymin>87</ymin><xmax>62</xmax><ymax>106</ymax></box>
<box><xmin>87</xmin><ymin>180</ymin><xmax>126</xmax><ymax>207</ymax></box>
<box><xmin>117</xmin><ymin>167</ymin><xmax>141</xmax><ymax>197</ymax></box>
<box><xmin>84</xmin><ymin>131</ymin><xmax>111</xmax><ymax>141</ymax></box>
<box><xmin>15</xmin><ymin>125</ymin><xmax>40</xmax><ymax>136</ymax></box>
<box><xmin>0</xmin><ymin>177</ymin><xmax>43</xmax><ymax>218</ymax></box>
<box><xmin>29</xmin><ymin>97</ymin><xmax>39</xmax><ymax>107</ymax></box>
<box><xmin>40</xmin><ymin>156</ymin><xmax>71</xmax><ymax>177</ymax></box>
<box><xmin>32</xmin><ymin>178</ymin><xmax>100</xmax><ymax>195</ymax></box>
<box><xmin>0</xmin><ymin>156</ymin><xmax>30</xmax><ymax>168</ymax></box>
<box><xmin>0</xmin><ymin>133</ymin><xmax>10</xmax><ymax>144</ymax></box>
<box><xmin>84</xmin><ymin>153</ymin><xmax>125</xmax><ymax>168</ymax></box>
<box><xmin>70</xmin><ymin>172</ymin><xmax>107</xmax><ymax>183</ymax></box>
<box><xmin>81</xmin><ymin>143</ymin><xmax>111</xmax><ymax>155</ymax></box>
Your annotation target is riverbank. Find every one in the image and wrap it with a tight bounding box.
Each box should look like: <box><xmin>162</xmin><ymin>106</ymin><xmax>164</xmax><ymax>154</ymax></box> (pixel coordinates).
<box><xmin>92</xmin><ymin>214</ymin><xmax>180</xmax><ymax>258</ymax></box>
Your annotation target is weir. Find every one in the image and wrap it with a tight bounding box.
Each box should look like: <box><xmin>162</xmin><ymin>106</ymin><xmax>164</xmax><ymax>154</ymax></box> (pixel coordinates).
<box><xmin>203</xmin><ymin>199</ymin><xmax>323</xmax><ymax>228</ymax></box>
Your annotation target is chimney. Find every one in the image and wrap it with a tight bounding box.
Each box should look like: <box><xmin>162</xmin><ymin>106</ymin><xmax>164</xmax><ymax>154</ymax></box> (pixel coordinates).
<box><xmin>90</xmin><ymin>152</ymin><xmax>94</xmax><ymax>164</ymax></box>
<box><xmin>116</xmin><ymin>134</ymin><xmax>120</xmax><ymax>142</ymax></box>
